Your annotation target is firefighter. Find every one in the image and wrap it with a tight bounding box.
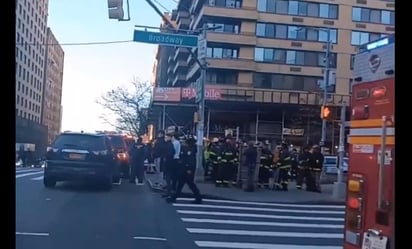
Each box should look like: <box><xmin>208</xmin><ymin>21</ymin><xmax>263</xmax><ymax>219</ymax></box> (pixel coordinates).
<box><xmin>296</xmin><ymin>145</ymin><xmax>311</xmax><ymax>190</ymax></box>
<box><xmin>274</xmin><ymin>142</ymin><xmax>292</xmax><ymax>191</ymax></box>
<box><xmin>219</xmin><ymin>138</ymin><xmax>238</xmax><ymax>186</ymax></box>
<box><xmin>290</xmin><ymin>149</ymin><xmax>299</xmax><ymax>181</ymax></box>
<box><xmin>307</xmin><ymin>145</ymin><xmax>324</xmax><ymax>192</ymax></box>
<box><xmin>269</xmin><ymin>145</ymin><xmax>280</xmax><ymax>190</ymax></box>
<box><xmin>208</xmin><ymin>138</ymin><xmax>222</xmax><ymax>184</ymax></box>
<box><xmin>258</xmin><ymin>142</ymin><xmax>273</xmax><ymax>188</ymax></box>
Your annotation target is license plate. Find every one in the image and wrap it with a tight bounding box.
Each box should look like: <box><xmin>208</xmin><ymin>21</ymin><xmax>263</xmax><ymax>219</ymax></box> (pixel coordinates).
<box><xmin>362</xmin><ymin>232</ymin><xmax>388</xmax><ymax>249</ymax></box>
<box><xmin>69</xmin><ymin>153</ymin><xmax>83</xmax><ymax>160</ymax></box>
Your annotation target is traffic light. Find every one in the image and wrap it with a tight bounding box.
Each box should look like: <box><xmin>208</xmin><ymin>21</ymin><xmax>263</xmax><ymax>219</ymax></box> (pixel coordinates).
<box><xmin>108</xmin><ymin>0</ymin><xmax>124</xmax><ymax>20</ymax></box>
<box><xmin>321</xmin><ymin>105</ymin><xmax>334</xmax><ymax>120</ymax></box>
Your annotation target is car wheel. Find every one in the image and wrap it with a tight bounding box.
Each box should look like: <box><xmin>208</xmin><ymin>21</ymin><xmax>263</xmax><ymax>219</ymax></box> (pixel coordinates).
<box><xmin>102</xmin><ymin>177</ymin><xmax>113</xmax><ymax>191</ymax></box>
<box><xmin>44</xmin><ymin>177</ymin><xmax>56</xmax><ymax>188</ymax></box>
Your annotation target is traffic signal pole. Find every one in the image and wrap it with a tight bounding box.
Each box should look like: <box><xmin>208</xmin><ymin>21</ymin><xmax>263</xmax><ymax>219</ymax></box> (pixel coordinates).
<box><xmin>320</xmin><ymin>28</ymin><xmax>331</xmax><ymax>153</ymax></box>
<box><xmin>332</xmin><ymin>104</ymin><xmax>347</xmax><ymax>199</ymax></box>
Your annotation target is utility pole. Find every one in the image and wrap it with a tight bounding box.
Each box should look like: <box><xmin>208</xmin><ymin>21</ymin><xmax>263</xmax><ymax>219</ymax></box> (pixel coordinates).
<box><xmin>332</xmin><ymin>104</ymin><xmax>347</xmax><ymax>199</ymax></box>
<box><xmin>195</xmin><ymin>24</ymin><xmax>207</xmax><ymax>183</ymax></box>
<box><xmin>320</xmin><ymin>27</ymin><xmax>331</xmax><ymax>154</ymax></box>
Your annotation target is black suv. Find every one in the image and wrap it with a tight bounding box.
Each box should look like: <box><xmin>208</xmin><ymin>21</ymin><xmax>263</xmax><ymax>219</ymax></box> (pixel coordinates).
<box><xmin>43</xmin><ymin>132</ymin><xmax>120</xmax><ymax>190</ymax></box>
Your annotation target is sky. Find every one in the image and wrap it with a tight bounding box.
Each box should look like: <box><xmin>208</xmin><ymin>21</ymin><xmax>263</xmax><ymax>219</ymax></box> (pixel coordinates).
<box><xmin>47</xmin><ymin>0</ymin><xmax>177</xmax><ymax>133</ymax></box>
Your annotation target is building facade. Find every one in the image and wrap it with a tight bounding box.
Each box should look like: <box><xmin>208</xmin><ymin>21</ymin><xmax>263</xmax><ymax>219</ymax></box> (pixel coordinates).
<box><xmin>42</xmin><ymin>28</ymin><xmax>65</xmax><ymax>145</ymax></box>
<box><xmin>152</xmin><ymin>0</ymin><xmax>395</xmax><ymax>146</ymax></box>
<box><xmin>15</xmin><ymin>0</ymin><xmax>50</xmax><ymax>156</ymax></box>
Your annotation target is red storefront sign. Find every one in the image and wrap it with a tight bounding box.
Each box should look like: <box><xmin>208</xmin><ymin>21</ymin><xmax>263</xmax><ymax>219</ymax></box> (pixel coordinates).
<box><xmin>181</xmin><ymin>86</ymin><xmax>222</xmax><ymax>101</ymax></box>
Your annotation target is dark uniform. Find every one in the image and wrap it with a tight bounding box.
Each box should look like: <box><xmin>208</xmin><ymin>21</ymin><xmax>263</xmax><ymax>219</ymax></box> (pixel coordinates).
<box><xmin>275</xmin><ymin>144</ymin><xmax>292</xmax><ymax>191</ymax></box>
<box><xmin>243</xmin><ymin>141</ymin><xmax>257</xmax><ymax>192</ymax></box>
<box><xmin>258</xmin><ymin>146</ymin><xmax>273</xmax><ymax>188</ymax></box>
<box><xmin>219</xmin><ymin>141</ymin><xmax>239</xmax><ymax>186</ymax></box>
<box><xmin>167</xmin><ymin>137</ymin><xmax>202</xmax><ymax>204</ymax></box>
<box><xmin>307</xmin><ymin>146</ymin><xmax>324</xmax><ymax>192</ymax></box>
<box><xmin>296</xmin><ymin>146</ymin><xmax>311</xmax><ymax>190</ymax></box>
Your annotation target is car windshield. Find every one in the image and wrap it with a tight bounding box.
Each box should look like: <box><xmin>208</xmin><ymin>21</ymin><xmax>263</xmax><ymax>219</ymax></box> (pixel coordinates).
<box><xmin>53</xmin><ymin>134</ymin><xmax>106</xmax><ymax>151</ymax></box>
<box><xmin>108</xmin><ymin>136</ymin><xmax>125</xmax><ymax>148</ymax></box>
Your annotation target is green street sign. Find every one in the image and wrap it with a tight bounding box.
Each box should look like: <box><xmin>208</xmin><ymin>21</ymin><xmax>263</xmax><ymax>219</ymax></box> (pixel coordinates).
<box><xmin>133</xmin><ymin>30</ymin><xmax>198</xmax><ymax>48</ymax></box>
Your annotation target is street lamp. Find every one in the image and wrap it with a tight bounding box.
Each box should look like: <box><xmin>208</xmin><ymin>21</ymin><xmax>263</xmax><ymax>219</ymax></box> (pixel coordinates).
<box><xmin>296</xmin><ymin>26</ymin><xmax>332</xmax><ymax>153</ymax></box>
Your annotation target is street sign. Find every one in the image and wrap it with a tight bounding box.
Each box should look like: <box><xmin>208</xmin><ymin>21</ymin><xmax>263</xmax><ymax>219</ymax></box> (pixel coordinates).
<box><xmin>197</xmin><ymin>37</ymin><xmax>207</xmax><ymax>60</ymax></box>
<box><xmin>133</xmin><ymin>30</ymin><xmax>198</xmax><ymax>48</ymax></box>
<box><xmin>195</xmin><ymin>80</ymin><xmax>202</xmax><ymax>103</ymax></box>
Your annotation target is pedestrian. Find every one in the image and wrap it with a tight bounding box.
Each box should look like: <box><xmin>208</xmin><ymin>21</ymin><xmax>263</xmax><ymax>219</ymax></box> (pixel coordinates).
<box><xmin>129</xmin><ymin>139</ymin><xmax>147</xmax><ymax>185</ymax></box>
<box><xmin>162</xmin><ymin>133</ymin><xmax>177</xmax><ymax>198</ymax></box>
<box><xmin>243</xmin><ymin>141</ymin><xmax>257</xmax><ymax>192</ymax></box>
<box><xmin>167</xmin><ymin>136</ymin><xmax>202</xmax><ymax>204</ymax></box>
<box><xmin>307</xmin><ymin>145</ymin><xmax>324</xmax><ymax>192</ymax></box>
<box><xmin>153</xmin><ymin>130</ymin><xmax>166</xmax><ymax>187</ymax></box>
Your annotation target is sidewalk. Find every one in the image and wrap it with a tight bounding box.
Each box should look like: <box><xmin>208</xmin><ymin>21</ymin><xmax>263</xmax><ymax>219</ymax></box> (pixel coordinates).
<box><xmin>145</xmin><ymin>172</ymin><xmax>346</xmax><ymax>204</ymax></box>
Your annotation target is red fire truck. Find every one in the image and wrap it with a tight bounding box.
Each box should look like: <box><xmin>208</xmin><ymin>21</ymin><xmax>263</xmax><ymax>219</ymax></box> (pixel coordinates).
<box><xmin>343</xmin><ymin>35</ymin><xmax>394</xmax><ymax>249</ymax></box>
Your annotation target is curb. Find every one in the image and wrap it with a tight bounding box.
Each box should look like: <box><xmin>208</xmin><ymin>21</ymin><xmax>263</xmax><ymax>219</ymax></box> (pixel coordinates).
<box><xmin>145</xmin><ymin>176</ymin><xmax>345</xmax><ymax>205</ymax></box>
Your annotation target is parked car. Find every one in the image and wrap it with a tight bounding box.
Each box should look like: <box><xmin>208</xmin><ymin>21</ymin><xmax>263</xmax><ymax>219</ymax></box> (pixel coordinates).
<box><xmin>320</xmin><ymin>156</ymin><xmax>348</xmax><ymax>184</ymax></box>
<box><xmin>43</xmin><ymin>132</ymin><xmax>120</xmax><ymax>190</ymax></box>
<box><xmin>106</xmin><ymin>134</ymin><xmax>130</xmax><ymax>178</ymax></box>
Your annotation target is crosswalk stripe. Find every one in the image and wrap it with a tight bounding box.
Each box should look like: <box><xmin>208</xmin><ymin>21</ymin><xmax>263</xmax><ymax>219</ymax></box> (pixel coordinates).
<box><xmin>16</xmin><ymin>171</ymin><xmax>43</xmax><ymax>178</ymax></box>
<box><xmin>173</xmin><ymin>203</ymin><xmax>345</xmax><ymax>215</ymax></box>
<box><xmin>177</xmin><ymin>210</ymin><xmax>344</xmax><ymax>222</ymax></box>
<box><xmin>187</xmin><ymin>228</ymin><xmax>344</xmax><ymax>239</ymax></box>
<box><xmin>16</xmin><ymin>169</ymin><xmax>40</xmax><ymax>173</ymax></box>
<box><xmin>181</xmin><ymin>218</ymin><xmax>344</xmax><ymax>229</ymax></box>
<box><xmin>177</xmin><ymin>198</ymin><xmax>345</xmax><ymax>209</ymax></box>
<box><xmin>31</xmin><ymin>176</ymin><xmax>44</xmax><ymax>180</ymax></box>
<box><xmin>194</xmin><ymin>241</ymin><xmax>342</xmax><ymax>249</ymax></box>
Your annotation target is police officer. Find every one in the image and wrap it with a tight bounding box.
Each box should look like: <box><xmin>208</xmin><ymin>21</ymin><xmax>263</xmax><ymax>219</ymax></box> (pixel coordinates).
<box><xmin>220</xmin><ymin>138</ymin><xmax>239</xmax><ymax>186</ymax></box>
<box><xmin>259</xmin><ymin>142</ymin><xmax>273</xmax><ymax>188</ymax></box>
<box><xmin>166</xmin><ymin>136</ymin><xmax>202</xmax><ymax>204</ymax></box>
<box><xmin>307</xmin><ymin>145</ymin><xmax>324</xmax><ymax>192</ymax></box>
<box><xmin>275</xmin><ymin>142</ymin><xmax>292</xmax><ymax>191</ymax></box>
<box><xmin>296</xmin><ymin>145</ymin><xmax>311</xmax><ymax>190</ymax></box>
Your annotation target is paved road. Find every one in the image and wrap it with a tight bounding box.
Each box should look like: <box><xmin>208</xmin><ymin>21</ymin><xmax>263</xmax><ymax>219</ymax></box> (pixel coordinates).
<box><xmin>15</xmin><ymin>168</ymin><xmax>196</xmax><ymax>249</ymax></box>
<box><xmin>16</xmin><ymin>168</ymin><xmax>345</xmax><ymax>249</ymax></box>
<box><xmin>172</xmin><ymin>198</ymin><xmax>345</xmax><ymax>249</ymax></box>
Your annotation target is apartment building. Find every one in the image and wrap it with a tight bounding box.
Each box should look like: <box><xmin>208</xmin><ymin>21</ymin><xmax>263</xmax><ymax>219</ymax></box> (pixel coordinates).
<box><xmin>153</xmin><ymin>0</ymin><xmax>395</xmax><ymax>145</ymax></box>
<box><xmin>42</xmin><ymin>28</ymin><xmax>65</xmax><ymax>145</ymax></box>
<box><xmin>15</xmin><ymin>0</ymin><xmax>50</xmax><ymax>156</ymax></box>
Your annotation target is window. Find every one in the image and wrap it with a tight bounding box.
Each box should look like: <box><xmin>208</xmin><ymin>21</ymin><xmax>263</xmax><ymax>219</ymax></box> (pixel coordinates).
<box><xmin>206</xmin><ymin>70</ymin><xmax>237</xmax><ymax>84</ymax></box>
<box><xmin>353</xmin><ymin>7</ymin><xmax>394</xmax><ymax>25</ymax></box>
<box><xmin>265</xmin><ymin>23</ymin><xmax>275</xmax><ymax>38</ymax></box>
<box><xmin>297</xmin><ymin>1</ymin><xmax>307</xmax><ymax>16</ymax></box>
<box><xmin>257</xmin><ymin>0</ymin><xmax>267</xmax><ymax>12</ymax></box>
<box><xmin>257</xmin><ymin>23</ymin><xmax>337</xmax><ymax>43</ymax></box>
<box><xmin>255</xmin><ymin>48</ymin><xmax>264</xmax><ymax>61</ymax></box>
<box><xmin>273</xmin><ymin>50</ymin><xmax>286</xmax><ymax>63</ymax></box>
<box><xmin>307</xmin><ymin>3</ymin><xmax>319</xmax><ymax>17</ymax></box>
<box><xmin>256</xmin><ymin>23</ymin><xmax>265</xmax><ymax>36</ymax></box>
<box><xmin>350</xmin><ymin>54</ymin><xmax>355</xmax><ymax>70</ymax></box>
<box><xmin>263</xmin><ymin>49</ymin><xmax>274</xmax><ymax>62</ymax></box>
<box><xmin>319</xmin><ymin>4</ymin><xmax>329</xmax><ymax>18</ymax></box>
<box><xmin>275</xmin><ymin>24</ymin><xmax>287</xmax><ymax>39</ymax></box>
<box><xmin>275</xmin><ymin>0</ymin><xmax>288</xmax><ymax>14</ymax></box>
<box><xmin>286</xmin><ymin>51</ymin><xmax>296</xmax><ymax>64</ymax></box>
<box><xmin>304</xmin><ymin>52</ymin><xmax>318</xmax><ymax>66</ymax></box>
<box><xmin>288</xmin><ymin>1</ymin><xmax>298</xmax><ymax>15</ymax></box>
<box><xmin>360</xmin><ymin>8</ymin><xmax>370</xmax><ymax>22</ymax></box>
<box><xmin>254</xmin><ymin>73</ymin><xmax>323</xmax><ymax>91</ymax></box>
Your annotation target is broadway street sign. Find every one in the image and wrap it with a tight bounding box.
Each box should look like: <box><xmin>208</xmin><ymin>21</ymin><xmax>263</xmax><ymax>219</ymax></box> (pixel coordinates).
<box><xmin>133</xmin><ymin>30</ymin><xmax>198</xmax><ymax>48</ymax></box>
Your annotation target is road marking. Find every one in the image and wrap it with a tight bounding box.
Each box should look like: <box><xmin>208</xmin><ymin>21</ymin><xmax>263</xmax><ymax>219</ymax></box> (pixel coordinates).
<box><xmin>181</xmin><ymin>218</ymin><xmax>344</xmax><ymax>229</ymax></box>
<box><xmin>16</xmin><ymin>169</ymin><xmax>41</xmax><ymax>173</ymax></box>
<box><xmin>16</xmin><ymin>171</ymin><xmax>43</xmax><ymax>178</ymax></box>
<box><xmin>177</xmin><ymin>210</ymin><xmax>344</xmax><ymax>221</ymax></box>
<box><xmin>16</xmin><ymin>232</ymin><xmax>49</xmax><ymax>236</ymax></box>
<box><xmin>177</xmin><ymin>198</ymin><xmax>345</xmax><ymax>209</ymax></box>
<box><xmin>32</xmin><ymin>176</ymin><xmax>44</xmax><ymax>180</ymax></box>
<box><xmin>173</xmin><ymin>203</ymin><xmax>345</xmax><ymax>215</ymax></box>
<box><xmin>187</xmin><ymin>228</ymin><xmax>343</xmax><ymax>239</ymax></box>
<box><xmin>133</xmin><ymin>236</ymin><xmax>167</xmax><ymax>241</ymax></box>
<box><xmin>195</xmin><ymin>241</ymin><xmax>343</xmax><ymax>249</ymax></box>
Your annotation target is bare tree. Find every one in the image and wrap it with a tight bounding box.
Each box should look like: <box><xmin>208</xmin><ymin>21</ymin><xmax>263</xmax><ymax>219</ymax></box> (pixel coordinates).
<box><xmin>96</xmin><ymin>77</ymin><xmax>152</xmax><ymax>136</ymax></box>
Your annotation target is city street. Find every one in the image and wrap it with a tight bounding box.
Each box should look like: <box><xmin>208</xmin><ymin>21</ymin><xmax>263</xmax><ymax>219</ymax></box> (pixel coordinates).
<box><xmin>16</xmin><ymin>168</ymin><xmax>345</xmax><ymax>249</ymax></box>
